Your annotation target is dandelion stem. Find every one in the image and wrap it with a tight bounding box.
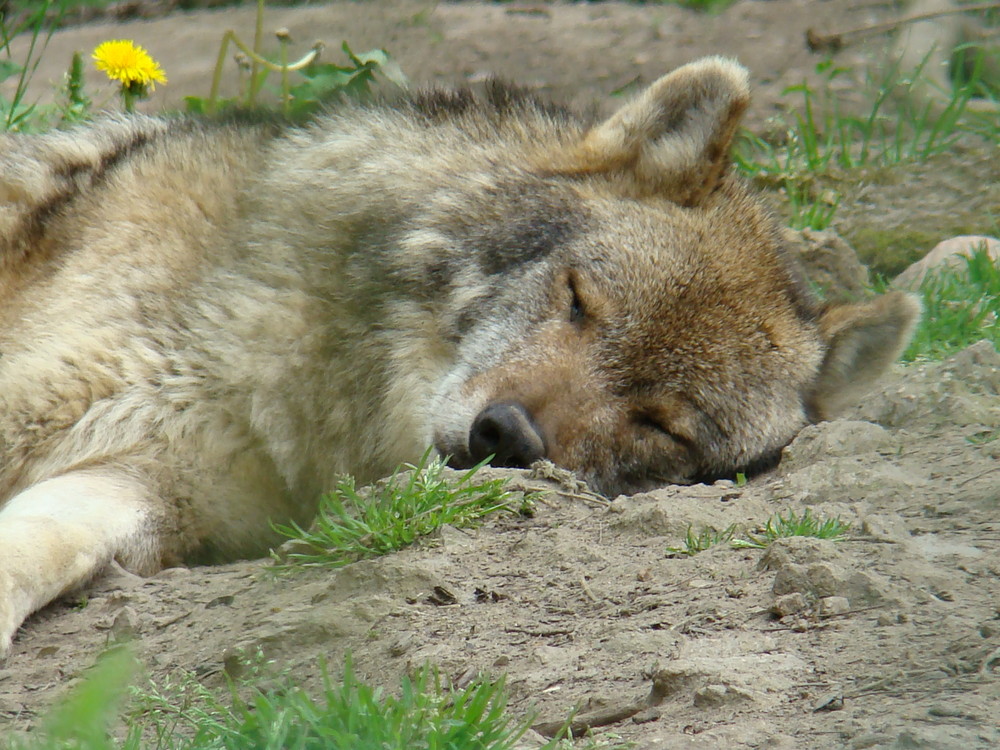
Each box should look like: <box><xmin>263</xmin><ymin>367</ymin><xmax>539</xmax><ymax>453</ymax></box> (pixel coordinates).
<box><xmin>207</xmin><ymin>30</ymin><xmax>234</xmax><ymax>114</ymax></box>
<box><xmin>250</xmin><ymin>0</ymin><xmax>265</xmax><ymax>107</ymax></box>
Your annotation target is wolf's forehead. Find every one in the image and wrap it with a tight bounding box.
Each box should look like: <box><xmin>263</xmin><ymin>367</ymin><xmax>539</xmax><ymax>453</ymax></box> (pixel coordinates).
<box><xmin>581</xmin><ymin>211</ymin><xmax>817</xmax><ymax>324</ymax></box>
<box><xmin>464</xmin><ymin>185</ymin><xmax>581</xmax><ymax>275</ymax></box>
<box><xmin>449</xmin><ymin>174</ymin><xmax>816</xmax><ymax>325</ymax></box>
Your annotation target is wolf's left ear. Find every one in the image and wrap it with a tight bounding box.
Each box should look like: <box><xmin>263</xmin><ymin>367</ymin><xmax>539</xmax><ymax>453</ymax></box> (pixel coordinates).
<box><xmin>546</xmin><ymin>57</ymin><xmax>750</xmax><ymax>205</ymax></box>
<box><xmin>807</xmin><ymin>292</ymin><xmax>921</xmax><ymax>421</ymax></box>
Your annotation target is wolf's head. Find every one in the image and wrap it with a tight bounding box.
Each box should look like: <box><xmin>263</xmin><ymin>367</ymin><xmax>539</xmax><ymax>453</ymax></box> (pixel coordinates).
<box><xmin>425</xmin><ymin>58</ymin><xmax>918</xmax><ymax>496</ymax></box>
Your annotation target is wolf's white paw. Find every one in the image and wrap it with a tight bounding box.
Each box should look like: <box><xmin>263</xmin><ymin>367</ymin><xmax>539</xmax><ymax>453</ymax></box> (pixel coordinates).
<box><xmin>0</xmin><ymin>571</ymin><xmax>21</xmax><ymax>659</ymax></box>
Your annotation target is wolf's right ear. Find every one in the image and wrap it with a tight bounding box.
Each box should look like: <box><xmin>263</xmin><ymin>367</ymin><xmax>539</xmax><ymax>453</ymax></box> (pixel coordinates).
<box><xmin>544</xmin><ymin>57</ymin><xmax>750</xmax><ymax>206</ymax></box>
<box><xmin>807</xmin><ymin>292</ymin><xmax>921</xmax><ymax>421</ymax></box>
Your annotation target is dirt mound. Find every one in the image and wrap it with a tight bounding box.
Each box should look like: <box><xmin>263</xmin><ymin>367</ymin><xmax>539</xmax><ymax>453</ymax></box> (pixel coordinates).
<box><xmin>4</xmin><ymin>341</ymin><xmax>998</xmax><ymax>748</ymax></box>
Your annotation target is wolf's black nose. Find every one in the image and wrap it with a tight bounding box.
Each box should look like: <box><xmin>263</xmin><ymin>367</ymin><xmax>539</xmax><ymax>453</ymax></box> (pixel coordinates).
<box><xmin>469</xmin><ymin>402</ymin><xmax>546</xmax><ymax>468</ymax></box>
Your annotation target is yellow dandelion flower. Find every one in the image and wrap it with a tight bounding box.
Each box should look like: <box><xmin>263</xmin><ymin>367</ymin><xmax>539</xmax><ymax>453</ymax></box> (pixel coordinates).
<box><xmin>92</xmin><ymin>40</ymin><xmax>167</xmax><ymax>90</ymax></box>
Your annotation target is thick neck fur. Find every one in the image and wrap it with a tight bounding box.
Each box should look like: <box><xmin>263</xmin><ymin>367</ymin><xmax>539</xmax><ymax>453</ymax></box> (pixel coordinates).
<box><xmin>223</xmin><ymin>100</ymin><xmax>584</xmax><ymax>495</ymax></box>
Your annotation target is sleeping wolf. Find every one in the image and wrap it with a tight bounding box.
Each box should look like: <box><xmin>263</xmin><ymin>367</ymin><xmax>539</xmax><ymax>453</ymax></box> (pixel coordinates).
<box><xmin>0</xmin><ymin>57</ymin><xmax>918</xmax><ymax>654</ymax></box>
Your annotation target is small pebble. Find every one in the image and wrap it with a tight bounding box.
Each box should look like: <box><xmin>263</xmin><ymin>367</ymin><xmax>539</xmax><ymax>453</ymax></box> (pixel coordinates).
<box><xmin>772</xmin><ymin>592</ymin><xmax>809</xmax><ymax>617</ymax></box>
<box><xmin>817</xmin><ymin>596</ymin><xmax>850</xmax><ymax>617</ymax></box>
<box><xmin>693</xmin><ymin>684</ymin><xmax>729</xmax><ymax>707</ymax></box>
<box><xmin>813</xmin><ymin>690</ymin><xmax>844</xmax><ymax>712</ymax></box>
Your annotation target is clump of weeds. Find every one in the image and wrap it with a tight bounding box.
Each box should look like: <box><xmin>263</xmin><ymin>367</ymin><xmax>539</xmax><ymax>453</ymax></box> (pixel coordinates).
<box><xmin>14</xmin><ymin>646</ymin><xmax>583</xmax><ymax>750</ymax></box>
<box><xmin>735</xmin><ymin>52</ymin><xmax>997</xmax><ymax>233</ymax></box>
<box><xmin>272</xmin><ymin>450</ymin><xmax>520</xmax><ymax>571</ymax></box>
<box><xmin>732</xmin><ymin>509</ymin><xmax>851</xmax><ymax>550</ymax></box>
<box><xmin>666</xmin><ymin>524</ymin><xmax>738</xmax><ymax>557</ymax></box>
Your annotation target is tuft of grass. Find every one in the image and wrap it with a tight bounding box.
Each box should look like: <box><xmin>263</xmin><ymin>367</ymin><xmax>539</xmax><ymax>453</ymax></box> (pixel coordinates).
<box><xmin>967</xmin><ymin>428</ymin><xmax>1000</xmax><ymax>445</ymax></box>
<box><xmin>272</xmin><ymin>451</ymin><xmax>517</xmax><ymax>570</ymax></box>
<box><xmin>171</xmin><ymin>657</ymin><xmax>531</xmax><ymax>750</ymax></box>
<box><xmin>736</xmin><ymin>56</ymin><xmax>984</xmax><ymax>182</ymax></box>
<box><xmin>1</xmin><ymin>0</ymin><xmax>65</xmax><ymax>131</ymax></box>
<box><xmin>950</xmin><ymin>35</ymin><xmax>1000</xmax><ymax>104</ymax></box>
<box><xmin>785</xmin><ymin>181</ymin><xmax>840</xmax><ymax>231</ymax></box>
<box><xmin>666</xmin><ymin>524</ymin><xmax>737</xmax><ymax>557</ymax></box>
<box><xmin>8</xmin><ymin>645</ymin><xmax>142</xmax><ymax>750</ymax></box>
<box><xmin>0</xmin><ymin>1</ymin><xmax>102</xmax><ymax>132</ymax></box>
<box><xmin>131</xmin><ymin>651</ymin><xmax>631</xmax><ymax>750</ymax></box>
<box><xmin>889</xmin><ymin>245</ymin><xmax>1000</xmax><ymax>362</ymax></box>
<box><xmin>734</xmin><ymin>55</ymin><xmax>996</xmax><ymax>236</ymax></box>
<box><xmin>731</xmin><ymin>509</ymin><xmax>850</xmax><ymax>550</ymax></box>
<box><xmin>667</xmin><ymin>510</ymin><xmax>853</xmax><ymax>556</ymax></box>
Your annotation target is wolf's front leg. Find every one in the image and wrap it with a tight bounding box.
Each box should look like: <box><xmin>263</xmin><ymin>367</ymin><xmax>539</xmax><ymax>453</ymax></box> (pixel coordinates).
<box><xmin>0</xmin><ymin>467</ymin><xmax>163</xmax><ymax>657</ymax></box>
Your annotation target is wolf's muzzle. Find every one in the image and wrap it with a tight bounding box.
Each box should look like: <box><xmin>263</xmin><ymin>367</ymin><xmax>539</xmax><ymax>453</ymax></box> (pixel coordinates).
<box><xmin>468</xmin><ymin>401</ymin><xmax>546</xmax><ymax>468</ymax></box>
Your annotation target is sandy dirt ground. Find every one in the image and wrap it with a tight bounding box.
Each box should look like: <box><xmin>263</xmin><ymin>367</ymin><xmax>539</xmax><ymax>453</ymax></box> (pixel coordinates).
<box><xmin>1</xmin><ymin>2</ymin><xmax>998</xmax><ymax>748</ymax></box>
